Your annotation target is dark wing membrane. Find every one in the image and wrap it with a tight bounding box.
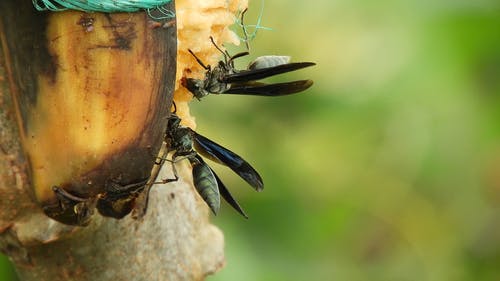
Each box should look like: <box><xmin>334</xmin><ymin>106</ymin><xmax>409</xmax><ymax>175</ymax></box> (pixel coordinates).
<box><xmin>225</xmin><ymin>80</ymin><xmax>313</xmax><ymax>96</ymax></box>
<box><xmin>192</xmin><ymin>131</ymin><xmax>264</xmax><ymax>191</ymax></box>
<box><xmin>211</xmin><ymin>168</ymin><xmax>248</xmax><ymax>218</ymax></box>
<box><xmin>222</xmin><ymin>62</ymin><xmax>316</xmax><ymax>83</ymax></box>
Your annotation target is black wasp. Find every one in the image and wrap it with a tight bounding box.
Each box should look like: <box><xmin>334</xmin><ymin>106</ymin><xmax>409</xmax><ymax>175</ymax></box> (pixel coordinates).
<box><xmin>182</xmin><ymin>9</ymin><xmax>315</xmax><ymax>100</ymax></box>
<box><xmin>134</xmin><ymin>105</ymin><xmax>263</xmax><ymax>219</ymax></box>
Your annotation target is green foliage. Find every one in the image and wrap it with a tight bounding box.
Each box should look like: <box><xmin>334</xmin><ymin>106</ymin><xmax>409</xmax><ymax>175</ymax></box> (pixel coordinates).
<box><xmin>0</xmin><ymin>255</ymin><xmax>17</xmax><ymax>281</ymax></box>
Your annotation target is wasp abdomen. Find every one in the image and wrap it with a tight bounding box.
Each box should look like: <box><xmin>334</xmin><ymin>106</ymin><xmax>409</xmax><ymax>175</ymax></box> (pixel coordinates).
<box><xmin>190</xmin><ymin>158</ymin><xmax>220</xmax><ymax>215</ymax></box>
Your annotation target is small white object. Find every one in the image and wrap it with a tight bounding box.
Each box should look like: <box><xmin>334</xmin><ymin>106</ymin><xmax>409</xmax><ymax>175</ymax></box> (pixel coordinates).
<box><xmin>248</xmin><ymin>56</ymin><xmax>291</xmax><ymax>70</ymax></box>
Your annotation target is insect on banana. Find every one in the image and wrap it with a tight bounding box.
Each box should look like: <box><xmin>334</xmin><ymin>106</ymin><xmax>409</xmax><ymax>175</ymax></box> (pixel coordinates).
<box><xmin>135</xmin><ymin>108</ymin><xmax>263</xmax><ymax>219</ymax></box>
<box><xmin>0</xmin><ymin>1</ymin><xmax>176</xmax><ymax>226</ymax></box>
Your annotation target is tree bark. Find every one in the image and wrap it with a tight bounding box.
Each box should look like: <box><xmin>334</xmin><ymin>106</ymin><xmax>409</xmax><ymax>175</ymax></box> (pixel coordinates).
<box><xmin>0</xmin><ymin>1</ymin><xmax>225</xmax><ymax>280</ymax></box>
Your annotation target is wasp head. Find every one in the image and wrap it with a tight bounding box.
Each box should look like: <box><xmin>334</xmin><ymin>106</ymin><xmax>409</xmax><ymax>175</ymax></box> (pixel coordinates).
<box><xmin>182</xmin><ymin>77</ymin><xmax>209</xmax><ymax>100</ymax></box>
<box><xmin>167</xmin><ymin>114</ymin><xmax>182</xmax><ymax>130</ymax></box>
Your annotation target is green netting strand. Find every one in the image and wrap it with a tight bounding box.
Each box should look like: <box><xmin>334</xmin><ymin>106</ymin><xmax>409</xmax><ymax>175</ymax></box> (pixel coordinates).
<box><xmin>32</xmin><ymin>0</ymin><xmax>172</xmax><ymax>13</ymax></box>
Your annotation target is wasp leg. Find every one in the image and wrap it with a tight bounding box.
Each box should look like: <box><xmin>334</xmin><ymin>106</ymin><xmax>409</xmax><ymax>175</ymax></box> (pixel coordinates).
<box><xmin>153</xmin><ymin>156</ymin><xmax>183</xmax><ymax>184</ymax></box>
<box><xmin>132</xmin><ymin>144</ymin><xmax>175</xmax><ymax>219</ymax></box>
<box><xmin>154</xmin><ymin>159</ymin><xmax>179</xmax><ymax>184</ymax></box>
<box><xmin>96</xmin><ymin>178</ymin><xmax>149</xmax><ymax>219</ymax></box>
<box><xmin>132</xmin><ymin>161</ymin><xmax>178</xmax><ymax>219</ymax></box>
<box><xmin>53</xmin><ymin>186</ymin><xmax>87</xmax><ymax>203</ymax></box>
<box><xmin>105</xmin><ymin>178</ymin><xmax>149</xmax><ymax>194</ymax></box>
<box><xmin>153</xmin><ymin>150</ymin><xmax>197</xmax><ymax>184</ymax></box>
<box><xmin>43</xmin><ymin>186</ymin><xmax>95</xmax><ymax>226</ymax></box>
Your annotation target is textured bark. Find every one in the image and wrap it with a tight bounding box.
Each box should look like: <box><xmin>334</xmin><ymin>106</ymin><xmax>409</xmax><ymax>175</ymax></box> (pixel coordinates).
<box><xmin>0</xmin><ymin>1</ymin><xmax>225</xmax><ymax>280</ymax></box>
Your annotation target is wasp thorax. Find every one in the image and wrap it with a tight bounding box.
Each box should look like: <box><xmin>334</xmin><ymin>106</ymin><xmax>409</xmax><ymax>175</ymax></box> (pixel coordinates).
<box><xmin>169</xmin><ymin>127</ymin><xmax>194</xmax><ymax>156</ymax></box>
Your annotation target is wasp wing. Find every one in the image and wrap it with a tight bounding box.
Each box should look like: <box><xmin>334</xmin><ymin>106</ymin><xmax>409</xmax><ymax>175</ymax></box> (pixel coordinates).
<box><xmin>210</xmin><ymin>167</ymin><xmax>248</xmax><ymax>218</ymax></box>
<box><xmin>192</xmin><ymin>131</ymin><xmax>264</xmax><ymax>191</ymax></box>
<box><xmin>225</xmin><ymin>80</ymin><xmax>313</xmax><ymax>96</ymax></box>
<box><xmin>222</xmin><ymin>62</ymin><xmax>315</xmax><ymax>83</ymax></box>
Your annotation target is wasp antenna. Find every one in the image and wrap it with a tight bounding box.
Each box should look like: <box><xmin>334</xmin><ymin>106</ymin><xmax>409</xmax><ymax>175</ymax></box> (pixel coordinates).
<box><xmin>171</xmin><ymin>101</ymin><xmax>177</xmax><ymax>114</ymax></box>
<box><xmin>227</xmin><ymin>51</ymin><xmax>250</xmax><ymax>69</ymax></box>
<box><xmin>240</xmin><ymin>8</ymin><xmax>250</xmax><ymax>51</ymax></box>
<box><xmin>209</xmin><ymin>36</ymin><xmax>225</xmax><ymax>55</ymax></box>
<box><xmin>188</xmin><ymin>49</ymin><xmax>210</xmax><ymax>70</ymax></box>
<box><xmin>209</xmin><ymin>36</ymin><xmax>229</xmax><ymax>63</ymax></box>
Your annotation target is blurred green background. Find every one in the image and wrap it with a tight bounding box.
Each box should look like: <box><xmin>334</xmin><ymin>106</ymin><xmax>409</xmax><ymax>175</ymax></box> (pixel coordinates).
<box><xmin>204</xmin><ymin>0</ymin><xmax>500</xmax><ymax>281</ymax></box>
<box><xmin>2</xmin><ymin>0</ymin><xmax>500</xmax><ymax>280</ymax></box>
